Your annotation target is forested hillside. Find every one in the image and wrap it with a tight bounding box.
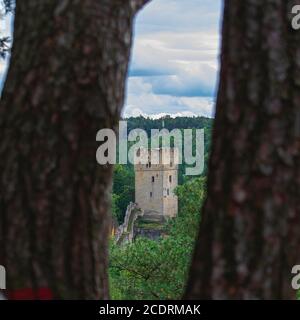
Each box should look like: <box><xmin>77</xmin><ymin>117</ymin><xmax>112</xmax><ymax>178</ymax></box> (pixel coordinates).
<box><xmin>125</xmin><ymin>115</ymin><xmax>213</xmax><ymax>133</ymax></box>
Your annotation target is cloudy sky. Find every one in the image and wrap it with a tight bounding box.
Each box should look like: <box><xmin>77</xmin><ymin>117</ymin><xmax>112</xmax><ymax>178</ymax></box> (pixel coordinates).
<box><xmin>125</xmin><ymin>0</ymin><xmax>222</xmax><ymax>118</ymax></box>
<box><xmin>0</xmin><ymin>0</ymin><xmax>222</xmax><ymax>118</ymax></box>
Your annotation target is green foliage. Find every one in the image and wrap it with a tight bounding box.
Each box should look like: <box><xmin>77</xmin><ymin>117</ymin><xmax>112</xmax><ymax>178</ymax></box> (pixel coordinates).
<box><xmin>112</xmin><ymin>164</ymin><xmax>135</xmax><ymax>223</ymax></box>
<box><xmin>109</xmin><ymin>177</ymin><xmax>206</xmax><ymax>300</ymax></box>
<box><xmin>125</xmin><ymin>115</ymin><xmax>213</xmax><ymax>135</ymax></box>
<box><xmin>170</xmin><ymin>177</ymin><xmax>205</xmax><ymax>236</ymax></box>
<box><xmin>110</xmin><ymin>237</ymin><xmax>189</xmax><ymax>300</ymax></box>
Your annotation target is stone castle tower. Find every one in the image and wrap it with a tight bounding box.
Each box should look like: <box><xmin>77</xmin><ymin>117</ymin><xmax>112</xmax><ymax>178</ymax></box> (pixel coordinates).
<box><xmin>135</xmin><ymin>148</ymin><xmax>178</xmax><ymax>220</ymax></box>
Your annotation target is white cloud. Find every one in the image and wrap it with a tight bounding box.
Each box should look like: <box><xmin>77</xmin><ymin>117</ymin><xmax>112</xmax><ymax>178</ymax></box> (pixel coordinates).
<box><xmin>131</xmin><ymin>31</ymin><xmax>219</xmax><ymax>72</ymax></box>
<box><xmin>124</xmin><ymin>77</ymin><xmax>215</xmax><ymax>118</ymax></box>
<box><xmin>125</xmin><ymin>0</ymin><xmax>222</xmax><ymax>117</ymax></box>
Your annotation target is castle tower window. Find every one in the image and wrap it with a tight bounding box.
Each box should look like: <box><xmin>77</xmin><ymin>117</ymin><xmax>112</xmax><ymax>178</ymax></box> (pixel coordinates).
<box><xmin>149</xmin><ymin>162</ymin><xmax>151</xmax><ymax>168</ymax></box>
<box><xmin>167</xmin><ymin>189</ymin><xmax>170</xmax><ymax>196</ymax></box>
<box><xmin>152</xmin><ymin>176</ymin><xmax>155</xmax><ymax>183</ymax></box>
<box><xmin>169</xmin><ymin>175</ymin><xmax>172</xmax><ymax>183</ymax></box>
<box><xmin>150</xmin><ymin>192</ymin><xmax>153</xmax><ymax>198</ymax></box>
<box><xmin>136</xmin><ymin>148</ymin><xmax>141</xmax><ymax>157</ymax></box>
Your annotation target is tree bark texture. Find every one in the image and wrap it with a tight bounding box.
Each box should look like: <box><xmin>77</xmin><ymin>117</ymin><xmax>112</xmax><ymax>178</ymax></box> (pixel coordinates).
<box><xmin>186</xmin><ymin>0</ymin><xmax>300</xmax><ymax>299</ymax></box>
<box><xmin>0</xmin><ymin>0</ymin><xmax>148</xmax><ymax>299</ymax></box>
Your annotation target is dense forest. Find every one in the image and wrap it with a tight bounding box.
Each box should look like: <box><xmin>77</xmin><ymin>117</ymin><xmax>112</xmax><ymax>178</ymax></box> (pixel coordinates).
<box><xmin>125</xmin><ymin>115</ymin><xmax>213</xmax><ymax>134</ymax></box>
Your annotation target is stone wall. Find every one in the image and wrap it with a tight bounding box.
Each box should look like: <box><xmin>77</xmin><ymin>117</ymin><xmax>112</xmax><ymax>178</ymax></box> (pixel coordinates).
<box><xmin>115</xmin><ymin>202</ymin><xmax>143</xmax><ymax>245</ymax></box>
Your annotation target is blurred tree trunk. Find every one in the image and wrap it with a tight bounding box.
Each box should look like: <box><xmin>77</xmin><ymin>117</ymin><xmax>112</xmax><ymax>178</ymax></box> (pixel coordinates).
<box><xmin>186</xmin><ymin>0</ymin><xmax>300</xmax><ymax>299</ymax></box>
<box><xmin>0</xmin><ymin>0</ymin><xmax>148</xmax><ymax>299</ymax></box>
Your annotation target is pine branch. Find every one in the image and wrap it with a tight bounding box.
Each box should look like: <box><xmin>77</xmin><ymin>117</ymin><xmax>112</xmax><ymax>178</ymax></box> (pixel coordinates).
<box><xmin>2</xmin><ymin>0</ymin><xmax>13</xmax><ymax>13</ymax></box>
<box><xmin>0</xmin><ymin>36</ymin><xmax>9</xmax><ymax>58</ymax></box>
<box><xmin>0</xmin><ymin>1</ymin><xmax>12</xmax><ymax>58</ymax></box>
